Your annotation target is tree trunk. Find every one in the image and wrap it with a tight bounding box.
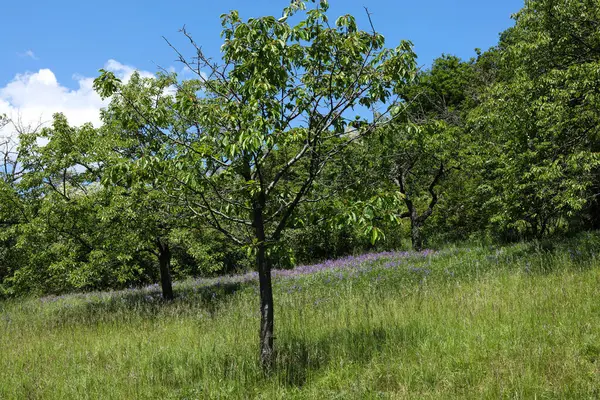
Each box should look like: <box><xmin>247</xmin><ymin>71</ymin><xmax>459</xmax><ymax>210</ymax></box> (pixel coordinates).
<box><xmin>158</xmin><ymin>242</ymin><xmax>174</xmax><ymax>300</ymax></box>
<box><xmin>588</xmin><ymin>182</ymin><xmax>600</xmax><ymax>229</ymax></box>
<box><xmin>410</xmin><ymin>210</ymin><xmax>423</xmax><ymax>251</ymax></box>
<box><xmin>252</xmin><ymin>197</ymin><xmax>274</xmax><ymax>371</ymax></box>
<box><xmin>257</xmin><ymin>241</ymin><xmax>274</xmax><ymax>371</ymax></box>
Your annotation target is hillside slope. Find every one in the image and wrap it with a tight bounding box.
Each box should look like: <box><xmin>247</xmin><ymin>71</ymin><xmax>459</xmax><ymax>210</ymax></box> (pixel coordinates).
<box><xmin>1</xmin><ymin>234</ymin><xmax>600</xmax><ymax>398</ymax></box>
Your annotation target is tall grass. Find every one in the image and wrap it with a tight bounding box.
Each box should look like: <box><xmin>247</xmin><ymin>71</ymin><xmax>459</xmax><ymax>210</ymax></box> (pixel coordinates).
<box><xmin>1</xmin><ymin>233</ymin><xmax>600</xmax><ymax>398</ymax></box>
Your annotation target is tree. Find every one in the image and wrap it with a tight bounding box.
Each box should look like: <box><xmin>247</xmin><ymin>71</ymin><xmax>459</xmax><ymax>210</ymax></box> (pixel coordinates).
<box><xmin>344</xmin><ymin>56</ymin><xmax>471</xmax><ymax>250</ymax></box>
<box><xmin>391</xmin><ymin>56</ymin><xmax>472</xmax><ymax>249</ymax></box>
<box><xmin>0</xmin><ymin>116</ymin><xmax>41</xmax><ymax>296</ymax></box>
<box><xmin>11</xmin><ymin>114</ymin><xmax>165</xmax><ymax>295</ymax></box>
<box><xmin>97</xmin><ymin>77</ymin><xmax>200</xmax><ymax>300</ymax></box>
<box><xmin>12</xmin><ymin>114</ymin><xmax>120</xmax><ymax>294</ymax></box>
<box><xmin>97</xmin><ymin>183</ymin><xmax>185</xmax><ymax>300</ymax></box>
<box><xmin>94</xmin><ymin>0</ymin><xmax>417</xmax><ymax>369</ymax></box>
<box><xmin>469</xmin><ymin>0</ymin><xmax>600</xmax><ymax>238</ymax></box>
<box><xmin>380</xmin><ymin>122</ymin><xmax>456</xmax><ymax>250</ymax></box>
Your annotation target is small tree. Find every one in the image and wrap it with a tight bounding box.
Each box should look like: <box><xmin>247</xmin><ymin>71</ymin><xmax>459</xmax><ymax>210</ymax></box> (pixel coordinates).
<box><xmin>12</xmin><ymin>114</ymin><xmax>111</xmax><ymax>294</ymax></box>
<box><xmin>344</xmin><ymin>56</ymin><xmax>470</xmax><ymax>250</ymax></box>
<box><xmin>97</xmin><ymin>76</ymin><xmax>194</xmax><ymax>300</ymax></box>
<box><xmin>387</xmin><ymin>56</ymin><xmax>471</xmax><ymax>249</ymax></box>
<box><xmin>13</xmin><ymin>113</ymin><xmax>185</xmax><ymax>296</ymax></box>
<box><xmin>95</xmin><ymin>0</ymin><xmax>416</xmax><ymax>368</ymax></box>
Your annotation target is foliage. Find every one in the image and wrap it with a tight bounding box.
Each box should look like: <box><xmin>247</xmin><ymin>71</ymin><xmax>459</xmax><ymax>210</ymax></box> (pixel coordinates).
<box><xmin>468</xmin><ymin>0</ymin><xmax>600</xmax><ymax>238</ymax></box>
<box><xmin>93</xmin><ymin>0</ymin><xmax>417</xmax><ymax>367</ymax></box>
<box><xmin>327</xmin><ymin>55</ymin><xmax>472</xmax><ymax>250</ymax></box>
<box><xmin>2</xmin><ymin>1</ymin><xmax>600</xmax><ymax>373</ymax></box>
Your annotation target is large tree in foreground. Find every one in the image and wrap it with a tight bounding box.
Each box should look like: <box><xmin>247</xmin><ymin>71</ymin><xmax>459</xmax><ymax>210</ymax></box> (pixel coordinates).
<box><xmin>95</xmin><ymin>0</ymin><xmax>416</xmax><ymax>369</ymax></box>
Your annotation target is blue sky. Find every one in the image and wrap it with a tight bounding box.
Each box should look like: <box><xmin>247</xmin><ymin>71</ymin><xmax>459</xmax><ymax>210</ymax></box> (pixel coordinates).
<box><xmin>0</xmin><ymin>0</ymin><xmax>524</xmax><ymax>130</ymax></box>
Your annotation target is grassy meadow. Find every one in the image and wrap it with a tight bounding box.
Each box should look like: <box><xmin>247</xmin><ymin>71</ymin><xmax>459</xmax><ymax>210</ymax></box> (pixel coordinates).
<box><xmin>1</xmin><ymin>234</ymin><xmax>600</xmax><ymax>399</ymax></box>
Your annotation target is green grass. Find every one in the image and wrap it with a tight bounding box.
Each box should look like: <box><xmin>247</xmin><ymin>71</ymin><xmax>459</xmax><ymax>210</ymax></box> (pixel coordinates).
<box><xmin>2</xmin><ymin>233</ymin><xmax>600</xmax><ymax>399</ymax></box>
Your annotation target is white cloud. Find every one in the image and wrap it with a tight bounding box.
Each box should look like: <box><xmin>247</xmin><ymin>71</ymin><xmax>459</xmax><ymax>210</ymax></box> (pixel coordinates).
<box><xmin>0</xmin><ymin>60</ymin><xmax>154</xmax><ymax>140</ymax></box>
<box><xmin>104</xmin><ymin>59</ymin><xmax>155</xmax><ymax>82</ymax></box>
<box><xmin>180</xmin><ymin>65</ymin><xmax>208</xmax><ymax>81</ymax></box>
<box><xmin>18</xmin><ymin>50</ymin><xmax>39</xmax><ymax>60</ymax></box>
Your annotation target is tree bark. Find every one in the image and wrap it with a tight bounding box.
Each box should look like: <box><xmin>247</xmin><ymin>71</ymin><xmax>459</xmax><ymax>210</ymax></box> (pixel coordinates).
<box><xmin>396</xmin><ymin>163</ymin><xmax>445</xmax><ymax>251</ymax></box>
<box><xmin>410</xmin><ymin>210</ymin><xmax>423</xmax><ymax>251</ymax></box>
<box><xmin>252</xmin><ymin>196</ymin><xmax>274</xmax><ymax>371</ymax></box>
<box><xmin>158</xmin><ymin>241</ymin><xmax>174</xmax><ymax>300</ymax></box>
<box><xmin>257</xmin><ymin>241</ymin><xmax>274</xmax><ymax>371</ymax></box>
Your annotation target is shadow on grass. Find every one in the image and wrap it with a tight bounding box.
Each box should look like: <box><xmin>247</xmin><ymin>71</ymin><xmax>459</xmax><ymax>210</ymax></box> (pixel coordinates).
<box><xmin>43</xmin><ymin>280</ymin><xmax>253</xmax><ymax>328</ymax></box>
<box><xmin>273</xmin><ymin>320</ymin><xmax>428</xmax><ymax>387</ymax></box>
